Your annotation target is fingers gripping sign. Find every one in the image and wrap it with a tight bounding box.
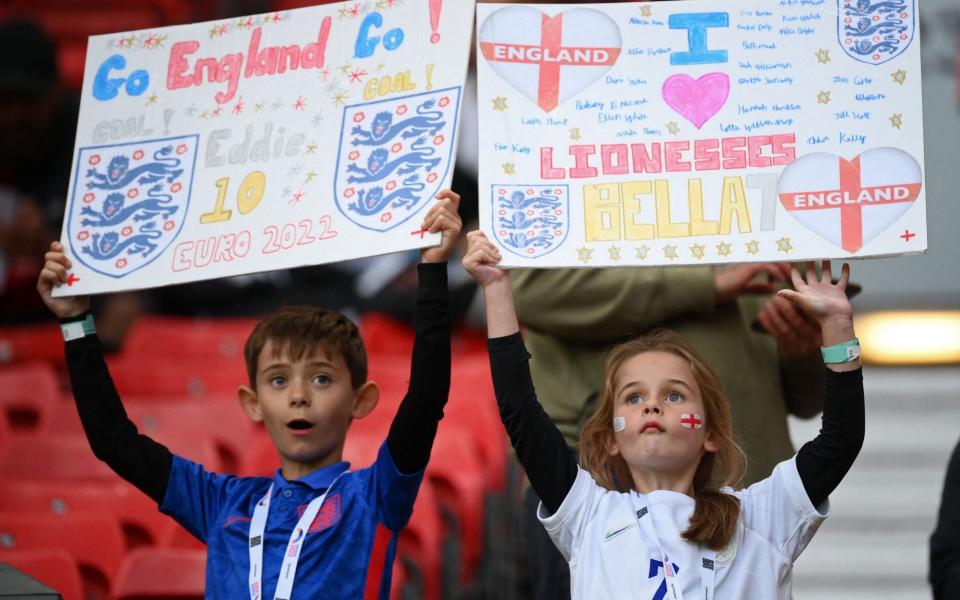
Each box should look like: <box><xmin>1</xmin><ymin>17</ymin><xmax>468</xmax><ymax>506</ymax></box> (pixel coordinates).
<box><xmin>420</xmin><ymin>188</ymin><xmax>462</xmax><ymax>264</ymax></box>
<box><xmin>37</xmin><ymin>241</ymin><xmax>91</xmax><ymax>319</ymax></box>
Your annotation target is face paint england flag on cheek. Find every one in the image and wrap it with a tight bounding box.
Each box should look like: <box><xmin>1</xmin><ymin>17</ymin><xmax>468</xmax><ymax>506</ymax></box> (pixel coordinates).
<box><xmin>680</xmin><ymin>413</ymin><xmax>703</xmax><ymax>430</ymax></box>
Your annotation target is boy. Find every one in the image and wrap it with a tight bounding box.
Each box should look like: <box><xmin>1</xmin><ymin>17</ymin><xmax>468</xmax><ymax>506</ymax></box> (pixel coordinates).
<box><xmin>36</xmin><ymin>191</ymin><xmax>462</xmax><ymax>598</ymax></box>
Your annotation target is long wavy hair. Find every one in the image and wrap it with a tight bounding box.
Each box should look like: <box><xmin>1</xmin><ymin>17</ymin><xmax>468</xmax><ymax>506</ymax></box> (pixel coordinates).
<box><xmin>579</xmin><ymin>330</ymin><xmax>746</xmax><ymax>550</ymax></box>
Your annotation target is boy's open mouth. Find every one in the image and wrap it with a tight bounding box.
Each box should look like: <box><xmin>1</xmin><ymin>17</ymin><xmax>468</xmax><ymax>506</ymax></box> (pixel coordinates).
<box><xmin>286</xmin><ymin>418</ymin><xmax>314</xmax><ymax>433</ymax></box>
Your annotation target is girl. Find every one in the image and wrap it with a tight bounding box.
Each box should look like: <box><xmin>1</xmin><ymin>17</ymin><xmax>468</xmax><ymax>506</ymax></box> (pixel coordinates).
<box><xmin>462</xmin><ymin>230</ymin><xmax>864</xmax><ymax>599</ymax></box>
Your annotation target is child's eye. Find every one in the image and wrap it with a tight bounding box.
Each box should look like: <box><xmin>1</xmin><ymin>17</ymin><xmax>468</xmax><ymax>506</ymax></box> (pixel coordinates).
<box><xmin>665</xmin><ymin>392</ymin><xmax>684</xmax><ymax>404</ymax></box>
<box><xmin>313</xmin><ymin>374</ymin><xmax>330</xmax><ymax>385</ymax></box>
<box><xmin>270</xmin><ymin>375</ymin><xmax>287</xmax><ymax>387</ymax></box>
<box><xmin>626</xmin><ymin>394</ymin><xmax>642</xmax><ymax>406</ymax></box>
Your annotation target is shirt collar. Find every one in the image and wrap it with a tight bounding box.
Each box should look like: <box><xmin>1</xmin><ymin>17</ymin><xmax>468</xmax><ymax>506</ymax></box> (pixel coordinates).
<box><xmin>273</xmin><ymin>461</ymin><xmax>350</xmax><ymax>491</ymax></box>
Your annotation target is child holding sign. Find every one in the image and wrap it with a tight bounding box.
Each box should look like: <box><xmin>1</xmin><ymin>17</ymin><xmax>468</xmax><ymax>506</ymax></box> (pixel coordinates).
<box><xmin>37</xmin><ymin>191</ymin><xmax>461</xmax><ymax>598</ymax></box>
<box><xmin>463</xmin><ymin>230</ymin><xmax>864</xmax><ymax>599</ymax></box>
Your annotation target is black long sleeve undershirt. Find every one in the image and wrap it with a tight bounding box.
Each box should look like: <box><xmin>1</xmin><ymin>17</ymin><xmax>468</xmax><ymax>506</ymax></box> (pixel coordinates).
<box><xmin>488</xmin><ymin>332</ymin><xmax>864</xmax><ymax>515</ymax></box>
<box><xmin>63</xmin><ymin>262</ymin><xmax>450</xmax><ymax>503</ymax></box>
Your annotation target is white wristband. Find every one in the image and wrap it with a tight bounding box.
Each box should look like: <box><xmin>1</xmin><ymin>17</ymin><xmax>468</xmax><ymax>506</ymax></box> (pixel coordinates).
<box><xmin>61</xmin><ymin>314</ymin><xmax>95</xmax><ymax>341</ymax></box>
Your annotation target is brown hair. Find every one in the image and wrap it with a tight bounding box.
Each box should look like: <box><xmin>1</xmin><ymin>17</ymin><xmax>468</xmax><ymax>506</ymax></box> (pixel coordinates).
<box><xmin>579</xmin><ymin>330</ymin><xmax>745</xmax><ymax>550</ymax></box>
<box><xmin>244</xmin><ymin>306</ymin><xmax>367</xmax><ymax>389</ymax></box>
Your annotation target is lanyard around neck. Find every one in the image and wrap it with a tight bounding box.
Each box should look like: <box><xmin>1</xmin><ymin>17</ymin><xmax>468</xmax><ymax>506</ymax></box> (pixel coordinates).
<box><xmin>248</xmin><ymin>473</ymin><xmax>344</xmax><ymax>600</ymax></box>
<box><xmin>630</xmin><ymin>492</ymin><xmax>717</xmax><ymax>600</ymax></box>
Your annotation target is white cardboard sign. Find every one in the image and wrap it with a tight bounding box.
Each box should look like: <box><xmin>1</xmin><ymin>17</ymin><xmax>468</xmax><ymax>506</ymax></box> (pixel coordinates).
<box><xmin>56</xmin><ymin>0</ymin><xmax>474</xmax><ymax>296</ymax></box>
<box><xmin>477</xmin><ymin>0</ymin><xmax>926</xmax><ymax>268</ymax></box>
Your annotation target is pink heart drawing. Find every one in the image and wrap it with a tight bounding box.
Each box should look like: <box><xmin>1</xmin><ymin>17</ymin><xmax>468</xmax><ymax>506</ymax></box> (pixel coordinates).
<box><xmin>778</xmin><ymin>148</ymin><xmax>923</xmax><ymax>253</ymax></box>
<box><xmin>661</xmin><ymin>73</ymin><xmax>730</xmax><ymax>129</ymax></box>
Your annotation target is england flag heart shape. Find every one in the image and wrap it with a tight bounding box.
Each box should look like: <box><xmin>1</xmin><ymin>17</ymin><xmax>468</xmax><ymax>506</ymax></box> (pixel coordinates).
<box><xmin>479</xmin><ymin>6</ymin><xmax>622</xmax><ymax>112</ymax></box>
<box><xmin>778</xmin><ymin>147</ymin><xmax>923</xmax><ymax>253</ymax></box>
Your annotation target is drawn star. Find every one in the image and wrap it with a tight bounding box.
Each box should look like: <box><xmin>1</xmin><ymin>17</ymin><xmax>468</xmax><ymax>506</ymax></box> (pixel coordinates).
<box><xmin>502</xmin><ymin>162</ymin><xmax>516</xmax><ymax>175</ymax></box>
<box><xmin>776</xmin><ymin>237</ymin><xmax>793</xmax><ymax>253</ymax></box>
<box><xmin>339</xmin><ymin>62</ymin><xmax>353</xmax><ymax>76</ymax></box>
<box><xmin>666</xmin><ymin>121</ymin><xmax>680</xmax><ymax>135</ymax></box>
<box><xmin>208</xmin><ymin>25</ymin><xmax>219</xmax><ymax>39</ymax></box>
<box><xmin>311</xmin><ymin>112</ymin><xmax>323</xmax><ymax>127</ymax></box>
<box><xmin>690</xmin><ymin>243</ymin><xmax>706</xmax><ymax>260</ymax></box>
<box><xmin>287</xmin><ymin>163</ymin><xmax>304</xmax><ymax>176</ymax></box>
<box><xmin>337</xmin><ymin>6</ymin><xmax>350</xmax><ymax>19</ymax></box>
<box><xmin>290</xmin><ymin>190</ymin><xmax>305</xmax><ymax>205</ymax></box>
<box><xmin>349</xmin><ymin>68</ymin><xmax>368</xmax><ymax>84</ymax></box>
<box><xmin>746</xmin><ymin>240</ymin><xmax>760</xmax><ymax>255</ymax></box>
<box><xmin>293</xmin><ymin>96</ymin><xmax>307</xmax><ymax>111</ymax></box>
<box><xmin>635</xmin><ymin>245</ymin><xmax>650</xmax><ymax>260</ymax></box>
<box><xmin>305</xmin><ymin>142</ymin><xmax>318</xmax><ymax>154</ymax></box>
<box><xmin>254</xmin><ymin>101</ymin><xmax>265</xmax><ymax>113</ymax></box>
<box><xmin>347</xmin><ymin>3</ymin><xmax>361</xmax><ymax>18</ymax></box>
<box><xmin>891</xmin><ymin>69</ymin><xmax>907</xmax><ymax>85</ymax></box>
<box><xmin>271</xmin><ymin>99</ymin><xmax>284</xmax><ymax>111</ymax></box>
<box><xmin>324</xmin><ymin>80</ymin><xmax>342</xmax><ymax>95</ymax></box>
<box><xmin>815</xmin><ymin>49</ymin><xmax>830</xmax><ymax>64</ymax></box>
<box><xmin>890</xmin><ymin>113</ymin><xmax>903</xmax><ymax>129</ymax></box>
<box><xmin>211</xmin><ymin>106</ymin><xmax>223</xmax><ymax>118</ymax></box>
<box><xmin>319</xmin><ymin>66</ymin><xmax>333</xmax><ymax>81</ymax></box>
<box><xmin>331</xmin><ymin>89</ymin><xmax>349</xmax><ymax>107</ymax></box>
<box><xmin>184</xmin><ymin>103</ymin><xmax>198</xmax><ymax>117</ymax></box>
<box><xmin>663</xmin><ymin>244</ymin><xmax>679</xmax><ymax>260</ymax></box>
<box><xmin>270</xmin><ymin>12</ymin><xmax>283</xmax><ymax>23</ymax></box>
<box><xmin>200</xmin><ymin>110</ymin><xmax>210</xmax><ymax>120</ymax></box>
<box><xmin>576</xmin><ymin>246</ymin><xmax>594</xmax><ymax>264</ymax></box>
<box><xmin>145</xmin><ymin>92</ymin><xmax>159</xmax><ymax>106</ymax></box>
<box><xmin>237</xmin><ymin>16</ymin><xmax>255</xmax><ymax>29</ymax></box>
<box><xmin>569</xmin><ymin>128</ymin><xmax>582</xmax><ymax>141</ymax></box>
<box><xmin>376</xmin><ymin>63</ymin><xmax>387</xmax><ymax>72</ymax></box>
<box><xmin>608</xmin><ymin>246</ymin><xmax>622</xmax><ymax>261</ymax></box>
<box><xmin>639</xmin><ymin>4</ymin><xmax>653</xmax><ymax>17</ymax></box>
<box><xmin>282</xmin><ymin>186</ymin><xmax>293</xmax><ymax>198</ymax></box>
<box><xmin>716</xmin><ymin>241</ymin><xmax>733</xmax><ymax>257</ymax></box>
<box><xmin>817</xmin><ymin>90</ymin><xmax>831</xmax><ymax>105</ymax></box>
<box><xmin>304</xmin><ymin>171</ymin><xmax>318</xmax><ymax>183</ymax></box>
<box><xmin>120</xmin><ymin>34</ymin><xmax>137</xmax><ymax>48</ymax></box>
<box><xmin>232</xmin><ymin>97</ymin><xmax>244</xmax><ymax>115</ymax></box>
<box><xmin>492</xmin><ymin>96</ymin><xmax>509</xmax><ymax>111</ymax></box>
<box><xmin>376</xmin><ymin>0</ymin><xmax>388</xmax><ymax>9</ymax></box>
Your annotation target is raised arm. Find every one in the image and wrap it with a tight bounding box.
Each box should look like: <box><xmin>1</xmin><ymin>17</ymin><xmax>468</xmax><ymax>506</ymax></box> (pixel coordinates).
<box><xmin>779</xmin><ymin>261</ymin><xmax>864</xmax><ymax>507</ymax></box>
<box><xmin>386</xmin><ymin>190</ymin><xmax>460</xmax><ymax>474</ymax></box>
<box><xmin>37</xmin><ymin>242</ymin><xmax>172</xmax><ymax>503</ymax></box>
<box><xmin>462</xmin><ymin>231</ymin><xmax>577</xmax><ymax>514</ymax></box>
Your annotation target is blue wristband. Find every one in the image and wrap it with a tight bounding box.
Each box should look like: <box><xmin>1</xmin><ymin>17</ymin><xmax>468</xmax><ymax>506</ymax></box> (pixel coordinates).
<box><xmin>821</xmin><ymin>338</ymin><xmax>860</xmax><ymax>364</ymax></box>
<box><xmin>60</xmin><ymin>314</ymin><xmax>96</xmax><ymax>342</ymax></box>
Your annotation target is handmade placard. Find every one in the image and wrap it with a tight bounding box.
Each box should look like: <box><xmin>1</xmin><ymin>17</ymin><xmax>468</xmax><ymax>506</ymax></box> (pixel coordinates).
<box><xmin>476</xmin><ymin>0</ymin><xmax>926</xmax><ymax>267</ymax></box>
<box><xmin>55</xmin><ymin>0</ymin><xmax>472</xmax><ymax>296</ymax></box>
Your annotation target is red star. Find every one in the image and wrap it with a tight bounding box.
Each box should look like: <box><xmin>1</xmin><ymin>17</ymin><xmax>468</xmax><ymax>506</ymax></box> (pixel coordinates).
<box><xmin>293</xmin><ymin>96</ymin><xmax>306</xmax><ymax>110</ymax></box>
<box><xmin>66</xmin><ymin>273</ymin><xmax>81</xmax><ymax>286</ymax></box>
<box><xmin>211</xmin><ymin>106</ymin><xmax>223</xmax><ymax>117</ymax></box>
<box><xmin>349</xmin><ymin>68</ymin><xmax>368</xmax><ymax>84</ymax></box>
<box><xmin>291</xmin><ymin>190</ymin><xmax>305</xmax><ymax>204</ymax></box>
<box><xmin>901</xmin><ymin>229</ymin><xmax>916</xmax><ymax>242</ymax></box>
<box><xmin>232</xmin><ymin>98</ymin><xmax>244</xmax><ymax>114</ymax></box>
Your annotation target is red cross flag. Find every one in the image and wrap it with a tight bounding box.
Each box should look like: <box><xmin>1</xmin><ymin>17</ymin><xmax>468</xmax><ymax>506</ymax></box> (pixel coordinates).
<box><xmin>778</xmin><ymin>148</ymin><xmax>923</xmax><ymax>253</ymax></box>
<box><xmin>680</xmin><ymin>413</ymin><xmax>703</xmax><ymax>430</ymax></box>
<box><xmin>478</xmin><ymin>6</ymin><xmax>621</xmax><ymax>112</ymax></box>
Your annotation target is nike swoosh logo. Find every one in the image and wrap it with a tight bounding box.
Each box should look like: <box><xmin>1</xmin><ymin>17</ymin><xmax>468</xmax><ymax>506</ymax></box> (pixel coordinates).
<box><xmin>604</xmin><ymin>523</ymin><xmax>636</xmax><ymax>541</ymax></box>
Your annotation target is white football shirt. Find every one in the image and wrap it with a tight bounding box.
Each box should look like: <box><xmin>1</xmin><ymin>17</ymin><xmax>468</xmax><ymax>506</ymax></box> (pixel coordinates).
<box><xmin>539</xmin><ymin>457</ymin><xmax>828</xmax><ymax>599</ymax></box>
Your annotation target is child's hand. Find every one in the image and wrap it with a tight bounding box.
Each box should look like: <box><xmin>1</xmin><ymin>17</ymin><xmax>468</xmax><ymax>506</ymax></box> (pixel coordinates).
<box><xmin>462</xmin><ymin>230</ymin><xmax>508</xmax><ymax>288</ymax></box>
<box><xmin>36</xmin><ymin>241</ymin><xmax>90</xmax><ymax>319</ymax></box>
<box><xmin>420</xmin><ymin>189</ymin><xmax>462</xmax><ymax>264</ymax></box>
<box><xmin>777</xmin><ymin>261</ymin><xmax>856</xmax><ymax>351</ymax></box>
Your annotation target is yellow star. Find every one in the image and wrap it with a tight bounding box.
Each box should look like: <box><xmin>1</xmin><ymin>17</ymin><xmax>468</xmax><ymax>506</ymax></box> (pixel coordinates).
<box><xmin>339</xmin><ymin>62</ymin><xmax>353</xmax><ymax>76</ymax></box>
<box><xmin>716</xmin><ymin>242</ymin><xmax>732</xmax><ymax>257</ymax></box>
<box><xmin>608</xmin><ymin>246</ymin><xmax>622</xmax><ymax>261</ymax></box>
<box><xmin>331</xmin><ymin>89</ymin><xmax>349</xmax><ymax>107</ymax></box>
<box><xmin>639</xmin><ymin>4</ymin><xmax>652</xmax><ymax>17</ymax></box>
<box><xmin>690</xmin><ymin>243</ymin><xmax>705</xmax><ymax>260</ymax></box>
<box><xmin>817</xmin><ymin>90</ymin><xmax>831</xmax><ymax>105</ymax></box>
<box><xmin>145</xmin><ymin>92</ymin><xmax>159</xmax><ymax>106</ymax></box>
<box><xmin>666</xmin><ymin>121</ymin><xmax>680</xmax><ymax>135</ymax></box>
<box><xmin>663</xmin><ymin>244</ymin><xmax>678</xmax><ymax>260</ymax></box>
<box><xmin>492</xmin><ymin>96</ymin><xmax>509</xmax><ymax>111</ymax></box>
<box><xmin>569</xmin><ymin>128</ymin><xmax>582</xmax><ymax>141</ymax></box>
<box><xmin>815</xmin><ymin>49</ymin><xmax>830</xmax><ymax>64</ymax></box>
<box><xmin>305</xmin><ymin>142</ymin><xmax>318</xmax><ymax>154</ymax></box>
<box><xmin>746</xmin><ymin>240</ymin><xmax>760</xmax><ymax>255</ymax></box>
<box><xmin>890</xmin><ymin>113</ymin><xmax>903</xmax><ymax>129</ymax></box>
<box><xmin>254</xmin><ymin>101</ymin><xmax>265</xmax><ymax>112</ymax></box>
<box><xmin>776</xmin><ymin>237</ymin><xmax>793</xmax><ymax>253</ymax></box>
<box><xmin>502</xmin><ymin>162</ymin><xmax>516</xmax><ymax>175</ymax></box>
<box><xmin>576</xmin><ymin>246</ymin><xmax>594</xmax><ymax>264</ymax></box>
<box><xmin>304</xmin><ymin>171</ymin><xmax>318</xmax><ymax>183</ymax></box>
<box><xmin>636</xmin><ymin>245</ymin><xmax>650</xmax><ymax>260</ymax></box>
<box><xmin>891</xmin><ymin>69</ymin><xmax>907</xmax><ymax>85</ymax></box>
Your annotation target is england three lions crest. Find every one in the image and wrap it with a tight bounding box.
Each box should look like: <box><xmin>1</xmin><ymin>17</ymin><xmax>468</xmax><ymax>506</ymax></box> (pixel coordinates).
<box><xmin>492</xmin><ymin>185</ymin><xmax>569</xmax><ymax>259</ymax></box>
<box><xmin>838</xmin><ymin>0</ymin><xmax>915</xmax><ymax>65</ymax></box>
<box><xmin>67</xmin><ymin>135</ymin><xmax>198</xmax><ymax>278</ymax></box>
<box><xmin>334</xmin><ymin>87</ymin><xmax>461</xmax><ymax>232</ymax></box>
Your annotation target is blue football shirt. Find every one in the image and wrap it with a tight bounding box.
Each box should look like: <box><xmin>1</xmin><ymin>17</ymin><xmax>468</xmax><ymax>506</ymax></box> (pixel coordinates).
<box><xmin>160</xmin><ymin>442</ymin><xmax>424</xmax><ymax>599</ymax></box>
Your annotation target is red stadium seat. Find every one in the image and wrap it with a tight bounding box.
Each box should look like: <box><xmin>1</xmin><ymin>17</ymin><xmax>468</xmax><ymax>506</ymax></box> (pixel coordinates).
<box><xmin>0</xmin><ymin>323</ymin><xmax>63</xmax><ymax>366</ymax></box>
<box><xmin>122</xmin><ymin>316</ymin><xmax>257</xmax><ymax>361</ymax></box>
<box><xmin>112</xmin><ymin>547</ymin><xmax>206</xmax><ymax>600</ymax></box>
<box><xmin>0</xmin><ymin>479</ymin><xmax>169</xmax><ymax>550</ymax></box>
<box><xmin>361</xmin><ymin>312</ymin><xmax>415</xmax><ymax>356</ymax></box>
<box><xmin>106</xmin><ymin>353</ymin><xmax>248</xmax><ymax>398</ymax></box>
<box><xmin>0</xmin><ymin>360</ymin><xmax>63</xmax><ymax>434</ymax></box>
<box><xmin>0</xmin><ymin>548</ymin><xmax>84</xmax><ymax>600</ymax></box>
<box><xmin>0</xmin><ymin>511</ymin><xmax>125</xmax><ymax>599</ymax></box>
